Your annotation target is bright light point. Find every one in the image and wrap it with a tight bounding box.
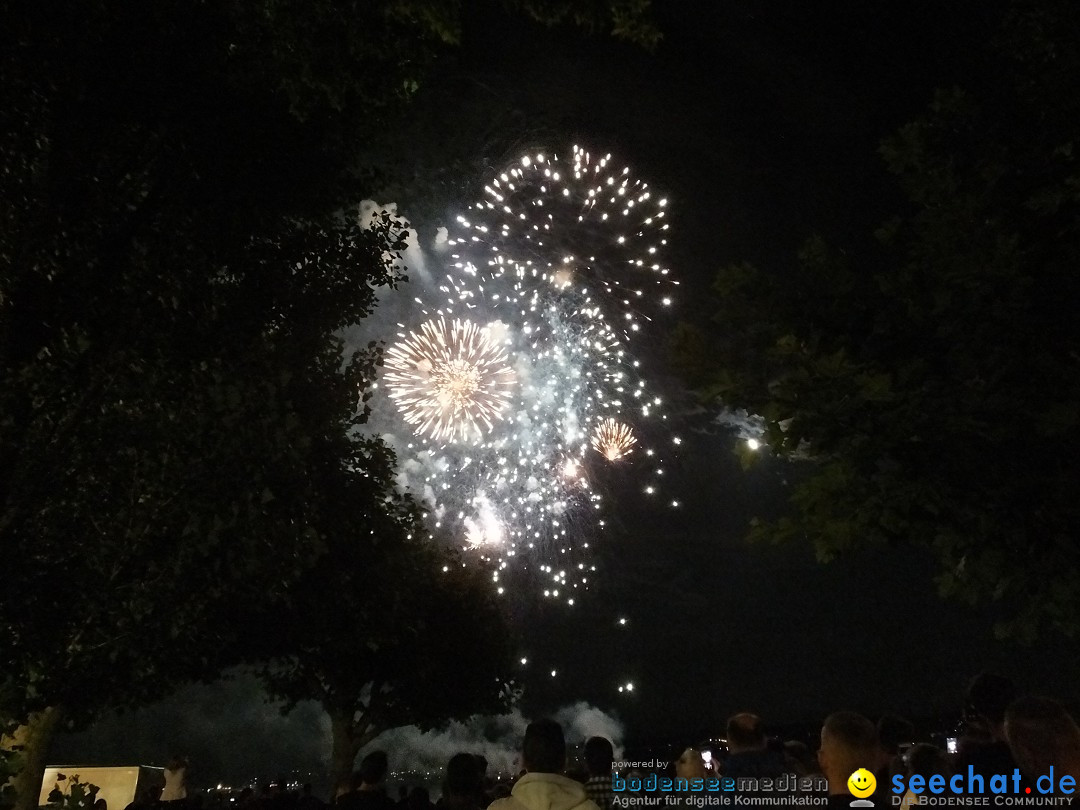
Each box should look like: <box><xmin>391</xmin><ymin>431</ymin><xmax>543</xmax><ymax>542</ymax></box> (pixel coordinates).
<box><xmin>618</xmin><ymin>618</ymin><xmax>628</xmax><ymax>625</ymax></box>
<box><xmin>671</xmin><ymin>500</ymin><xmax>680</xmax><ymax>508</ymax></box>
<box><xmin>662</xmin><ymin>298</ymin><xmax>672</xmax><ymax>306</ymax></box>
<box><xmin>551</xmin><ymin>670</ymin><xmax>557</xmax><ymax>677</ymax></box>
<box><xmin>626</xmin><ymin>682</ymin><xmax>634</xmax><ymax>692</ymax></box>
<box><xmin>747</xmin><ymin>438</ymin><xmax>761</xmax><ymax>451</ymax></box>
<box><xmin>521</xmin><ymin>657</ymin><xmax>528</xmax><ymax>665</ymax></box>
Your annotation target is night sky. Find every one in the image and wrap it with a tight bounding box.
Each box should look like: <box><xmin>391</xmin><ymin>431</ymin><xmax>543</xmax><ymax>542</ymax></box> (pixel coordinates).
<box><xmin>53</xmin><ymin>0</ymin><xmax>1080</xmax><ymax>786</ymax></box>
<box><xmin>426</xmin><ymin>0</ymin><xmax>1080</xmax><ymax>734</ymax></box>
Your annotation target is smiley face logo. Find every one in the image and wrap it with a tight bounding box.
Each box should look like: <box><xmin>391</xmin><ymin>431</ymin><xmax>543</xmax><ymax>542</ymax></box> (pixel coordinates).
<box><xmin>848</xmin><ymin>768</ymin><xmax>877</xmax><ymax>798</ymax></box>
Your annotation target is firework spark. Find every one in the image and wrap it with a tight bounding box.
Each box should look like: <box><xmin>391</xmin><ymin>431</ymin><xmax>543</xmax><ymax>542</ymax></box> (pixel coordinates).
<box><xmin>592</xmin><ymin>418</ymin><xmax>637</xmax><ymax>461</ymax></box>
<box><xmin>384</xmin><ymin>318</ymin><xmax>515</xmax><ymax>443</ymax></box>
<box><xmin>464</xmin><ymin>498</ymin><xmax>505</xmax><ymax>548</ymax></box>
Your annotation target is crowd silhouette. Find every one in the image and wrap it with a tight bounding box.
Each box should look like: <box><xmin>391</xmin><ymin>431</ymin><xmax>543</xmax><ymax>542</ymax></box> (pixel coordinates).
<box><xmin>126</xmin><ymin>673</ymin><xmax>1080</xmax><ymax>810</ymax></box>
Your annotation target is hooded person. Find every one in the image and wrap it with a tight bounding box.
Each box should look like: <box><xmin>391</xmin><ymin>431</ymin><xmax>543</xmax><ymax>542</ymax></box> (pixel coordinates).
<box><xmin>488</xmin><ymin>720</ymin><xmax>600</xmax><ymax>810</ymax></box>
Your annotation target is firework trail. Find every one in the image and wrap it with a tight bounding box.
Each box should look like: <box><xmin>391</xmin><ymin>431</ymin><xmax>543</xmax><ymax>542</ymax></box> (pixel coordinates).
<box><xmin>379</xmin><ymin>146</ymin><xmax>678</xmax><ymax>603</ymax></box>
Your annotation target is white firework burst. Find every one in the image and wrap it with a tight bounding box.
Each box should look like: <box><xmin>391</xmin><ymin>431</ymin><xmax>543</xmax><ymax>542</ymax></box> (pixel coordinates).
<box><xmin>384</xmin><ymin>317</ymin><xmax>515</xmax><ymax>443</ymax></box>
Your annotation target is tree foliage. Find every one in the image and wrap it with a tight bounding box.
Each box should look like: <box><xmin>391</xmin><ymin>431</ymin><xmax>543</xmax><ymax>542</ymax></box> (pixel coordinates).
<box><xmin>252</xmin><ymin>439</ymin><xmax>514</xmax><ymax>792</ymax></box>
<box><xmin>0</xmin><ymin>0</ymin><xmax>655</xmax><ymax>728</ymax></box>
<box><xmin>0</xmin><ymin>4</ymin><xmax>656</xmax><ymax>804</ymax></box>
<box><xmin>0</xmin><ymin>0</ymin><xmax>426</xmax><ymax>735</ymax></box>
<box><xmin>1</xmin><ymin>206</ymin><xmax>410</xmax><ymax>721</ymax></box>
<box><xmin>678</xmin><ymin>0</ymin><xmax>1080</xmax><ymax>640</ymax></box>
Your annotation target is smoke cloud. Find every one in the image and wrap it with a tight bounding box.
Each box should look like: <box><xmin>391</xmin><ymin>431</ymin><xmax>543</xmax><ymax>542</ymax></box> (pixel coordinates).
<box><xmin>369</xmin><ymin>701</ymin><xmax>625</xmax><ymax>778</ymax></box>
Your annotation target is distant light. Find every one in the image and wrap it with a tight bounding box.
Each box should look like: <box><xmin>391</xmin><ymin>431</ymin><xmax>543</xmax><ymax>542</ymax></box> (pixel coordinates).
<box><xmin>747</xmin><ymin>438</ymin><xmax>761</xmax><ymax>451</ymax></box>
<box><xmin>521</xmin><ymin>657</ymin><xmax>528</xmax><ymax>665</ymax></box>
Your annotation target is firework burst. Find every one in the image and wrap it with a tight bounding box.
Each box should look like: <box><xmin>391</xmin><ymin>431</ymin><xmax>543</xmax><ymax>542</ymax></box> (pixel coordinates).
<box><xmin>592</xmin><ymin>418</ymin><xmax>637</xmax><ymax>461</ymax></box>
<box><xmin>378</xmin><ymin>146</ymin><xmax>679</xmax><ymax>602</ymax></box>
<box><xmin>384</xmin><ymin>317</ymin><xmax>515</xmax><ymax>443</ymax></box>
<box><xmin>446</xmin><ymin>144</ymin><xmax>676</xmax><ymax>336</ymax></box>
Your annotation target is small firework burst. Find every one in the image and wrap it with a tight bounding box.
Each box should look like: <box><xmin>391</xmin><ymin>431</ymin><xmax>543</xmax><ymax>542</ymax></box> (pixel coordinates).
<box><xmin>592</xmin><ymin>418</ymin><xmax>637</xmax><ymax>461</ymax></box>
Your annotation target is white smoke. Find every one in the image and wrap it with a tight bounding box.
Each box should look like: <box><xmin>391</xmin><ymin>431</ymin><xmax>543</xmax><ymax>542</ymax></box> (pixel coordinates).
<box><xmin>51</xmin><ymin>673</ymin><xmax>624</xmax><ymax>797</ymax></box>
<box><xmin>485</xmin><ymin>319</ymin><xmax>511</xmax><ymax>345</ymax></box>
<box><xmin>359</xmin><ymin>200</ymin><xmax>431</xmax><ymax>286</ymax></box>
<box><xmin>364</xmin><ymin>702</ymin><xmax>624</xmax><ymax>778</ymax></box>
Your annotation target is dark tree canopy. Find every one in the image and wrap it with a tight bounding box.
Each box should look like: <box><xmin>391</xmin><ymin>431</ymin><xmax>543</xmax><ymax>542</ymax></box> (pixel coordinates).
<box><xmin>0</xmin><ymin>0</ymin><xmax>656</xmax><ymax>725</ymax></box>
<box><xmin>0</xmin><ymin>209</ymin><xmax>409</xmax><ymax>724</ymax></box>
<box><xmin>1</xmin><ymin>7</ymin><xmax>657</xmax><ymax>808</ymax></box>
<box><xmin>251</xmin><ymin>440</ymin><xmax>514</xmax><ymax>792</ymax></box>
<box><xmin>678</xmin><ymin>0</ymin><xmax>1080</xmax><ymax>640</ymax></box>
